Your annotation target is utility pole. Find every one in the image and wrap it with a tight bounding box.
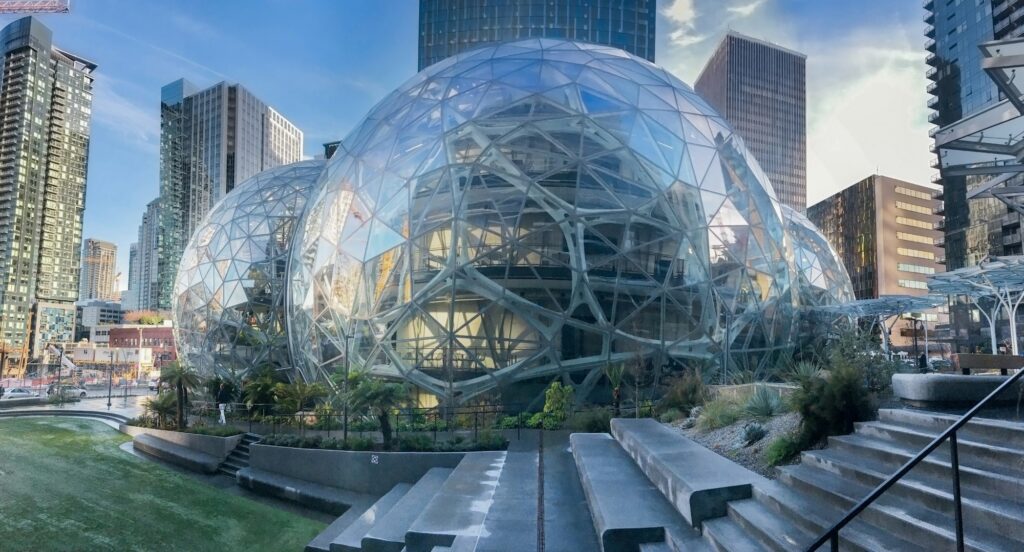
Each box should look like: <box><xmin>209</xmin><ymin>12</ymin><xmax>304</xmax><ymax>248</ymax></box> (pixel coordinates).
<box><xmin>107</xmin><ymin>347</ymin><xmax>114</xmax><ymax>410</ymax></box>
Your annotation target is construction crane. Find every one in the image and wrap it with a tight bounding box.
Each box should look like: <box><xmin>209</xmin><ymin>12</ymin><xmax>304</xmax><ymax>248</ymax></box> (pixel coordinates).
<box><xmin>0</xmin><ymin>0</ymin><xmax>70</xmax><ymax>13</ymax></box>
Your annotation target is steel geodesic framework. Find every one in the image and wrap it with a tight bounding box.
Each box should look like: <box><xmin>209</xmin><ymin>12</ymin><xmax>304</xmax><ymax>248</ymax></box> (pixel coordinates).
<box><xmin>286</xmin><ymin>39</ymin><xmax>808</xmax><ymax>405</ymax></box>
<box><xmin>173</xmin><ymin>160</ymin><xmax>325</xmax><ymax>381</ymax></box>
<box><xmin>782</xmin><ymin>204</ymin><xmax>855</xmax><ymax>308</ymax></box>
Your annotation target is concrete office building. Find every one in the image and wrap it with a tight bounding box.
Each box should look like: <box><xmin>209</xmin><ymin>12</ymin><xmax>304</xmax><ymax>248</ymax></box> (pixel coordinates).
<box><xmin>808</xmin><ymin>175</ymin><xmax>945</xmax><ymax>350</ymax></box>
<box><xmin>0</xmin><ymin>17</ymin><xmax>95</xmax><ymax>359</ymax></box>
<box><xmin>79</xmin><ymin>239</ymin><xmax>118</xmax><ymax>302</ymax></box>
<box><xmin>74</xmin><ymin>299</ymin><xmax>123</xmax><ymax>343</ymax></box>
<box><xmin>695</xmin><ymin>31</ymin><xmax>807</xmax><ymax>211</ymax></box>
<box><xmin>417</xmin><ymin>0</ymin><xmax>656</xmax><ymax>70</ymax></box>
<box><xmin>126</xmin><ymin>198</ymin><xmax>161</xmax><ymax>311</ymax></box>
<box><xmin>157</xmin><ymin>79</ymin><xmax>303</xmax><ymax>310</ymax></box>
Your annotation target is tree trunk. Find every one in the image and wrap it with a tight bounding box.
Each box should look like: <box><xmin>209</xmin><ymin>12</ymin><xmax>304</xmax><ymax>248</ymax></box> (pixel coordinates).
<box><xmin>612</xmin><ymin>386</ymin><xmax>621</xmax><ymax>417</ymax></box>
<box><xmin>378</xmin><ymin>408</ymin><xmax>392</xmax><ymax>450</ymax></box>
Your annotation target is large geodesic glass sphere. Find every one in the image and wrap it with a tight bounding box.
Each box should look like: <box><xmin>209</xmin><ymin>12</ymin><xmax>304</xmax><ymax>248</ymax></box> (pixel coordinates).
<box><xmin>173</xmin><ymin>160</ymin><xmax>325</xmax><ymax>380</ymax></box>
<box><xmin>288</xmin><ymin>39</ymin><xmax>796</xmax><ymax>404</ymax></box>
<box><xmin>781</xmin><ymin>204</ymin><xmax>855</xmax><ymax>308</ymax></box>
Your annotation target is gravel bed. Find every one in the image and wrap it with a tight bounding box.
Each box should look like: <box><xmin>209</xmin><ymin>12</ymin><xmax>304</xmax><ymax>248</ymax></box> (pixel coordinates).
<box><xmin>669</xmin><ymin>411</ymin><xmax>800</xmax><ymax>479</ymax></box>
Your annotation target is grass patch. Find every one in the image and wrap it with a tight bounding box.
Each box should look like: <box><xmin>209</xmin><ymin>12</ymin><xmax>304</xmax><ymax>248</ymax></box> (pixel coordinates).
<box><xmin>696</xmin><ymin>396</ymin><xmax>743</xmax><ymax>431</ymax></box>
<box><xmin>0</xmin><ymin>418</ymin><xmax>323</xmax><ymax>551</ymax></box>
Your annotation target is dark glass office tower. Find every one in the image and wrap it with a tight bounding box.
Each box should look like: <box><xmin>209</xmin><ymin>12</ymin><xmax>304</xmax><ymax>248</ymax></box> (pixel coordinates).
<box><xmin>417</xmin><ymin>0</ymin><xmax>656</xmax><ymax>71</ymax></box>
<box><xmin>694</xmin><ymin>32</ymin><xmax>807</xmax><ymax>211</ymax></box>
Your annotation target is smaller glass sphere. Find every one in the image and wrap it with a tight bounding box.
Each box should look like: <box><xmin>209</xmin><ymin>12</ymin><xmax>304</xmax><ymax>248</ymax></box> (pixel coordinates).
<box><xmin>172</xmin><ymin>160</ymin><xmax>325</xmax><ymax>381</ymax></box>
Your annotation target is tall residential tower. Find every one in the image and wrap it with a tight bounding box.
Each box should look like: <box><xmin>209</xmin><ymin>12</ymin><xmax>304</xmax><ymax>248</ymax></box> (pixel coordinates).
<box><xmin>695</xmin><ymin>31</ymin><xmax>807</xmax><ymax>211</ymax></box>
<box><xmin>156</xmin><ymin>80</ymin><xmax>303</xmax><ymax>310</ymax></box>
<box><xmin>0</xmin><ymin>17</ymin><xmax>95</xmax><ymax>359</ymax></box>
<box><xmin>418</xmin><ymin>0</ymin><xmax>656</xmax><ymax>70</ymax></box>
<box><xmin>78</xmin><ymin>238</ymin><xmax>117</xmax><ymax>301</ymax></box>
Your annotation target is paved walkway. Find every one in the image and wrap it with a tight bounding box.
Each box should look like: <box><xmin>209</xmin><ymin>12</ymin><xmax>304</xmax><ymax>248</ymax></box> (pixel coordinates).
<box><xmin>541</xmin><ymin>430</ymin><xmax>600</xmax><ymax>552</ymax></box>
<box><xmin>477</xmin><ymin>432</ymin><xmax>540</xmax><ymax>551</ymax></box>
<box><xmin>0</xmin><ymin>393</ymin><xmax>148</xmax><ymax>419</ymax></box>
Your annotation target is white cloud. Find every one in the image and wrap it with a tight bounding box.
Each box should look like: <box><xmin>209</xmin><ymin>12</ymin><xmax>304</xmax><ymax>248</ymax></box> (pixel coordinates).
<box><xmin>90</xmin><ymin>78</ymin><xmax>159</xmax><ymax>153</ymax></box>
<box><xmin>727</xmin><ymin>0</ymin><xmax>767</xmax><ymax>17</ymax></box>
<box><xmin>658</xmin><ymin>1</ymin><xmax>933</xmax><ymax>206</ymax></box>
<box><xmin>662</xmin><ymin>0</ymin><xmax>698</xmax><ymax>24</ymax></box>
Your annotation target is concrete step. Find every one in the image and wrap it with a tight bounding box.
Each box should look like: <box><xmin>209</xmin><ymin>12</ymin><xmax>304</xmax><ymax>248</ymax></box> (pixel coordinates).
<box><xmin>728</xmin><ymin>498</ymin><xmax>812</xmax><ymax>552</ymax></box>
<box><xmin>361</xmin><ymin>468</ymin><xmax>452</xmax><ymax>552</ymax></box>
<box><xmin>797</xmin><ymin>446</ymin><xmax>1024</xmax><ymax>547</ymax></box>
<box><xmin>221</xmin><ymin>460</ymin><xmax>246</xmax><ymax>471</ymax></box>
<box><xmin>701</xmin><ymin>515</ymin><xmax>767</xmax><ymax>552</ymax></box>
<box><xmin>782</xmin><ymin>457</ymin><xmax>1021</xmax><ymax>552</ymax></box>
<box><xmin>827</xmin><ymin>433</ymin><xmax>1024</xmax><ymax>498</ymax></box>
<box><xmin>331</xmin><ymin>484</ymin><xmax>412</xmax><ymax>552</ymax></box>
<box><xmin>853</xmin><ymin>420</ymin><xmax>1024</xmax><ymax>476</ymax></box>
<box><xmin>610</xmin><ymin>418</ymin><xmax>764</xmax><ymax>529</ymax></box>
<box><xmin>877</xmin><ymin>408</ymin><xmax>1024</xmax><ymax>450</ymax></box>
<box><xmin>753</xmin><ymin>480</ymin><xmax>927</xmax><ymax>552</ymax></box>
<box><xmin>405</xmin><ymin>452</ymin><xmax>505</xmax><ymax>552</ymax></box>
<box><xmin>570</xmin><ymin>432</ymin><xmax>709</xmax><ymax>552</ymax></box>
<box><xmin>306</xmin><ymin>501</ymin><xmax>375</xmax><ymax>552</ymax></box>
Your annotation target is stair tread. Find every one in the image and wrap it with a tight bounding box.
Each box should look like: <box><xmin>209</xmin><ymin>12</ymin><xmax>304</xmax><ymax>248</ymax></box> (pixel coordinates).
<box><xmin>786</xmin><ymin>456</ymin><xmax>1022</xmax><ymax>551</ymax></box>
<box><xmin>859</xmin><ymin>420</ymin><xmax>1023</xmax><ymax>456</ymax></box>
<box><xmin>728</xmin><ymin>498</ymin><xmax>810</xmax><ymax>551</ymax></box>
<box><xmin>702</xmin><ymin>516</ymin><xmax>768</xmax><ymax>552</ymax></box>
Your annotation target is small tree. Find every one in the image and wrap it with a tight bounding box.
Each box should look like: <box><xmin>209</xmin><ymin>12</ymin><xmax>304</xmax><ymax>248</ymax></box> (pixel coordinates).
<box><xmin>243</xmin><ymin>366</ymin><xmax>284</xmax><ymax>415</ymax></box>
<box><xmin>160</xmin><ymin>362</ymin><xmax>200</xmax><ymax>429</ymax></box>
<box><xmin>603</xmin><ymin>362</ymin><xmax>625</xmax><ymax>417</ymax></box>
<box><xmin>144</xmin><ymin>392</ymin><xmax>176</xmax><ymax>429</ymax></box>
<box><xmin>350</xmin><ymin>377</ymin><xmax>408</xmax><ymax>450</ymax></box>
<box><xmin>542</xmin><ymin>381</ymin><xmax>574</xmax><ymax>425</ymax></box>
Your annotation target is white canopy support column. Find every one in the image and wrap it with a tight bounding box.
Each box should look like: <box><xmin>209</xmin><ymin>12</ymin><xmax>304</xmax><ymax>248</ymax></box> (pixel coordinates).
<box><xmin>814</xmin><ymin>295</ymin><xmax>945</xmax><ymax>359</ymax></box>
<box><xmin>929</xmin><ymin>256</ymin><xmax>1024</xmax><ymax>356</ymax></box>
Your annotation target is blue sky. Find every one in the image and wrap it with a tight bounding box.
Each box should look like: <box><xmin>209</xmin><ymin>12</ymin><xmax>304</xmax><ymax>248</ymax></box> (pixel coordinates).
<box><xmin>15</xmin><ymin>0</ymin><xmax>930</xmax><ymax>287</ymax></box>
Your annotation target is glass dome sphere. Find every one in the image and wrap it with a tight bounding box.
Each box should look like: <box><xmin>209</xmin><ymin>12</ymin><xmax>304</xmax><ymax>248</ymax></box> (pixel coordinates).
<box><xmin>173</xmin><ymin>160</ymin><xmax>325</xmax><ymax>381</ymax></box>
<box><xmin>287</xmin><ymin>39</ymin><xmax>799</xmax><ymax>404</ymax></box>
<box><xmin>781</xmin><ymin>204</ymin><xmax>855</xmax><ymax>308</ymax></box>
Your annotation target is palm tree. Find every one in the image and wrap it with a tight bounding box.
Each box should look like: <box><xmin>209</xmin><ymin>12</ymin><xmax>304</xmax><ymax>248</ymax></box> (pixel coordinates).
<box><xmin>350</xmin><ymin>377</ymin><xmax>409</xmax><ymax>450</ymax></box>
<box><xmin>604</xmin><ymin>362</ymin><xmax>625</xmax><ymax>417</ymax></box>
<box><xmin>144</xmin><ymin>392</ymin><xmax>176</xmax><ymax>429</ymax></box>
<box><xmin>160</xmin><ymin>362</ymin><xmax>200</xmax><ymax>429</ymax></box>
<box><xmin>243</xmin><ymin>366</ymin><xmax>283</xmax><ymax>415</ymax></box>
<box><xmin>274</xmin><ymin>381</ymin><xmax>326</xmax><ymax>435</ymax></box>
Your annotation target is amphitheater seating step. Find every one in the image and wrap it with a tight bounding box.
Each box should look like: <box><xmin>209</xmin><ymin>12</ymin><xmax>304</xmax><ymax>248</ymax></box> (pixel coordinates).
<box><xmin>331</xmin><ymin>484</ymin><xmax>412</xmax><ymax>552</ymax></box>
<box><xmin>360</xmin><ymin>467</ymin><xmax>453</xmax><ymax>552</ymax></box>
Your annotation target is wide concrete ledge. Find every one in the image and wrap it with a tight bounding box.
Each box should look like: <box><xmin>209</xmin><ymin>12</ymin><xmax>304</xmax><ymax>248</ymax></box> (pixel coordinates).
<box><xmin>405</xmin><ymin>452</ymin><xmax>505</xmax><ymax>551</ymax></box>
<box><xmin>610</xmin><ymin>418</ymin><xmax>765</xmax><ymax>529</ymax></box>
<box><xmin>236</xmin><ymin>466</ymin><xmax>374</xmax><ymax>516</ymax></box>
<box><xmin>248</xmin><ymin>443</ymin><xmax>465</xmax><ymax>495</ymax></box>
<box><xmin>120</xmin><ymin>425</ymin><xmax>242</xmax><ymax>462</ymax></box>
<box><xmin>133</xmin><ymin>433</ymin><xmax>221</xmax><ymax>474</ymax></box>
<box><xmin>362</xmin><ymin>467</ymin><xmax>453</xmax><ymax>552</ymax></box>
<box><xmin>571</xmin><ymin>432</ymin><xmax>704</xmax><ymax>552</ymax></box>
<box><xmin>0</xmin><ymin>408</ymin><xmax>129</xmax><ymax>424</ymax></box>
<box><xmin>892</xmin><ymin>373</ymin><xmax>1024</xmax><ymax>407</ymax></box>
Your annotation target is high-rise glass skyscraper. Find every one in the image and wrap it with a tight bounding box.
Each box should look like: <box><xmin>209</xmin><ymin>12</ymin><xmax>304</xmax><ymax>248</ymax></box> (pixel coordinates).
<box><xmin>126</xmin><ymin>199</ymin><xmax>160</xmax><ymax>311</ymax></box>
<box><xmin>157</xmin><ymin>80</ymin><xmax>303</xmax><ymax>309</ymax></box>
<box><xmin>78</xmin><ymin>239</ymin><xmax>118</xmax><ymax>302</ymax></box>
<box><xmin>694</xmin><ymin>32</ymin><xmax>807</xmax><ymax>211</ymax></box>
<box><xmin>417</xmin><ymin>0</ymin><xmax>656</xmax><ymax>70</ymax></box>
<box><xmin>0</xmin><ymin>17</ymin><xmax>95</xmax><ymax>359</ymax></box>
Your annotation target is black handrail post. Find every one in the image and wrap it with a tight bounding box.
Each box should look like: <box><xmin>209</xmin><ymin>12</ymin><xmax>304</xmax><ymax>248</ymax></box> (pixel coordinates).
<box><xmin>950</xmin><ymin>432</ymin><xmax>965</xmax><ymax>552</ymax></box>
<box><xmin>830</xmin><ymin>532</ymin><xmax>838</xmax><ymax>552</ymax></box>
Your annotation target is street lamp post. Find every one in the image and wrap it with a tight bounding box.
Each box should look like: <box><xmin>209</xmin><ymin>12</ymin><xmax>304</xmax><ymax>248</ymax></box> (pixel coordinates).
<box><xmin>107</xmin><ymin>348</ymin><xmax>114</xmax><ymax>410</ymax></box>
<box><xmin>342</xmin><ymin>327</ymin><xmax>350</xmax><ymax>443</ymax></box>
<box><xmin>55</xmin><ymin>345</ymin><xmax>64</xmax><ymax>405</ymax></box>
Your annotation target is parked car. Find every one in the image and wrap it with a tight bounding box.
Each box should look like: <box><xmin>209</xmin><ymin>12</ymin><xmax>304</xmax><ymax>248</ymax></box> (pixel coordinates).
<box><xmin>3</xmin><ymin>387</ymin><xmax>38</xmax><ymax>399</ymax></box>
<box><xmin>148</xmin><ymin>379</ymin><xmax>160</xmax><ymax>391</ymax></box>
<box><xmin>47</xmin><ymin>384</ymin><xmax>87</xmax><ymax>398</ymax></box>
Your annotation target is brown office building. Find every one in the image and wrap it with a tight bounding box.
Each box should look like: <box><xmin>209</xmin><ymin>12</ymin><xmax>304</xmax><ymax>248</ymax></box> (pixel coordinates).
<box><xmin>807</xmin><ymin>175</ymin><xmax>945</xmax><ymax>351</ymax></box>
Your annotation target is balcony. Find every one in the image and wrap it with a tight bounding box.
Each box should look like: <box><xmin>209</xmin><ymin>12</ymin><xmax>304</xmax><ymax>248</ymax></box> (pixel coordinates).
<box><xmin>923</xmin><ymin>0</ymin><xmax>933</xmax><ymax>9</ymax></box>
<box><xmin>936</xmin><ymin>218</ymin><xmax>946</xmax><ymax>230</ymax></box>
<box><xmin>936</xmin><ymin>235</ymin><xmax>946</xmax><ymax>248</ymax></box>
<box><xmin>926</xmin><ymin>25</ymin><xmax>935</xmax><ymax>39</ymax></box>
<box><xmin>925</xmin><ymin>37</ymin><xmax>936</xmax><ymax>51</ymax></box>
<box><xmin>926</xmin><ymin>66</ymin><xmax>938</xmax><ymax>80</ymax></box>
<box><xmin>927</xmin><ymin>95</ymin><xmax>939</xmax><ymax>110</ymax></box>
<box><xmin>925</xmin><ymin>10</ymin><xmax>935</xmax><ymax>24</ymax></box>
<box><xmin>927</xmin><ymin>81</ymin><xmax>937</xmax><ymax>94</ymax></box>
<box><xmin>933</xmin><ymin>201</ymin><xmax>944</xmax><ymax>214</ymax></box>
<box><xmin>926</xmin><ymin>52</ymin><xmax>938</xmax><ymax>66</ymax></box>
<box><xmin>930</xmin><ymin>156</ymin><xmax>941</xmax><ymax>169</ymax></box>
<box><xmin>928</xmin><ymin>111</ymin><xmax>941</xmax><ymax>124</ymax></box>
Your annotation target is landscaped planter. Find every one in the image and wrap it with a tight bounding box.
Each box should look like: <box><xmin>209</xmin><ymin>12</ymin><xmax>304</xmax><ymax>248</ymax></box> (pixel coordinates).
<box><xmin>247</xmin><ymin>443</ymin><xmax>469</xmax><ymax>495</ymax></box>
<box><xmin>119</xmin><ymin>425</ymin><xmax>243</xmax><ymax>463</ymax></box>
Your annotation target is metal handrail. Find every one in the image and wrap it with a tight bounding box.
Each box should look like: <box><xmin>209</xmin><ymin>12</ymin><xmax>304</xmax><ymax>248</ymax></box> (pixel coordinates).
<box><xmin>807</xmin><ymin>367</ymin><xmax>1024</xmax><ymax>552</ymax></box>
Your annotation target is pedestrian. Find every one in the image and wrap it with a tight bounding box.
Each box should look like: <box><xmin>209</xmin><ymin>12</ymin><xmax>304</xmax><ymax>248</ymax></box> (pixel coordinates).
<box><xmin>216</xmin><ymin>382</ymin><xmax>229</xmax><ymax>425</ymax></box>
<box><xmin>0</xmin><ymin>384</ymin><xmax>5</xmax><ymax>398</ymax></box>
<box><xmin>918</xmin><ymin>352</ymin><xmax>928</xmax><ymax>373</ymax></box>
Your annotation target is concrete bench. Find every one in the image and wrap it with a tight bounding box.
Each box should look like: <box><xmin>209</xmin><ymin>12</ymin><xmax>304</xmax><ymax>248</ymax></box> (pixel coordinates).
<box><xmin>952</xmin><ymin>353</ymin><xmax>1024</xmax><ymax>375</ymax></box>
<box><xmin>571</xmin><ymin>432</ymin><xmax>704</xmax><ymax>552</ymax></box>
<box><xmin>236</xmin><ymin>467</ymin><xmax>372</xmax><ymax>515</ymax></box>
<box><xmin>405</xmin><ymin>452</ymin><xmax>505</xmax><ymax>552</ymax></box>
<box><xmin>133</xmin><ymin>433</ymin><xmax>221</xmax><ymax>474</ymax></box>
<box><xmin>361</xmin><ymin>467</ymin><xmax>452</xmax><ymax>552</ymax></box>
<box><xmin>892</xmin><ymin>373</ymin><xmax>1024</xmax><ymax>407</ymax></box>
<box><xmin>610</xmin><ymin>418</ymin><xmax>764</xmax><ymax>529</ymax></box>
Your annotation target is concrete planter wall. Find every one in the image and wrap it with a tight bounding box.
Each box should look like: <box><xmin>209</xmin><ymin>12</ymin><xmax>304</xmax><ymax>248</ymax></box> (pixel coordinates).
<box><xmin>0</xmin><ymin>397</ymin><xmax>45</xmax><ymax>408</ymax></box>
<box><xmin>892</xmin><ymin>373</ymin><xmax>1024</xmax><ymax>407</ymax></box>
<box><xmin>119</xmin><ymin>425</ymin><xmax>243</xmax><ymax>462</ymax></box>
<box><xmin>248</xmin><ymin>444</ymin><xmax>468</xmax><ymax>495</ymax></box>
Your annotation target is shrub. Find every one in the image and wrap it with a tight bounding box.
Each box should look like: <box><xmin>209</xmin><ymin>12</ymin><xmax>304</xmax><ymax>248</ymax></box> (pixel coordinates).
<box><xmin>696</xmin><ymin>396</ymin><xmax>742</xmax><ymax>431</ymax></box>
<box><xmin>566</xmin><ymin>407</ymin><xmax>612</xmax><ymax>432</ymax></box>
<box><xmin>658</xmin><ymin>370</ymin><xmax>707</xmax><ymax>416</ymax></box>
<box><xmin>765</xmin><ymin>434</ymin><xmax>802</xmax><ymax>466</ymax></box>
<box><xmin>788</xmin><ymin>361</ymin><xmax>822</xmax><ymax>383</ymax></box>
<box><xmin>792</xmin><ymin>364</ymin><xmax>875</xmax><ymax>448</ymax></box>
<box><xmin>320</xmin><ymin>437</ymin><xmax>346</xmax><ymax>450</ymax></box>
<box><xmin>186</xmin><ymin>425</ymin><xmax>243</xmax><ymax>437</ymax></box>
<box><xmin>658</xmin><ymin>408</ymin><xmax>685</xmax><ymax>424</ymax></box>
<box><xmin>526</xmin><ymin>412</ymin><xmax>547</xmax><ymax>429</ymax></box>
<box><xmin>542</xmin><ymin>381</ymin><xmax>574</xmax><ymax>425</ymax></box>
<box><xmin>350</xmin><ymin>419</ymin><xmax>379</xmax><ymax>432</ymax></box>
<box><xmin>744</xmin><ymin>385</ymin><xmax>784</xmax><ymax>419</ymax></box>
<box><xmin>493</xmin><ymin>414</ymin><xmax>525</xmax><ymax>430</ymax></box>
<box><xmin>742</xmin><ymin>422</ymin><xmax>767</xmax><ymax>447</ymax></box>
<box><xmin>397</xmin><ymin>434</ymin><xmax>435</xmax><ymax>452</ymax></box>
<box><xmin>346</xmin><ymin>436</ymin><xmax>376</xmax><ymax>451</ymax></box>
<box><xmin>472</xmin><ymin>430</ymin><xmax>508</xmax><ymax>451</ymax></box>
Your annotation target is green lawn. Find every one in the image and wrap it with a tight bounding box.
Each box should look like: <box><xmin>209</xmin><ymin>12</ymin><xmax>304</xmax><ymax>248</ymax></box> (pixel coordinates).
<box><xmin>0</xmin><ymin>417</ymin><xmax>324</xmax><ymax>551</ymax></box>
